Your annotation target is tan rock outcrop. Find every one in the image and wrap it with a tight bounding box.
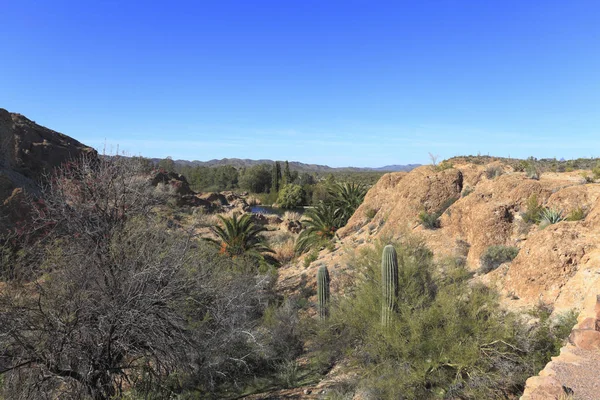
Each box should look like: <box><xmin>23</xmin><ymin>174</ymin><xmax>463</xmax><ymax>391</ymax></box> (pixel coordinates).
<box><xmin>280</xmin><ymin>162</ymin><xmax>600</xmax><ymax>315</ymax></box>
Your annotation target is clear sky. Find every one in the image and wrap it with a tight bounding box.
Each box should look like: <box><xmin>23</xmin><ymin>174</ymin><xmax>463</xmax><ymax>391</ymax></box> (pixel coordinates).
<box><xmin>1</xmin><ymin>1</ymin><xmax>599</xmax><ymax>167</ymax></box>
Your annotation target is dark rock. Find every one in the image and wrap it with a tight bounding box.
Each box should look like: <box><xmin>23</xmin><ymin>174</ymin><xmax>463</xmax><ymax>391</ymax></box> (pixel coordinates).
<box><xmin>0</xmin><ymin>108</ymin><xmax>96</xmax><ymax>181</ymax></box>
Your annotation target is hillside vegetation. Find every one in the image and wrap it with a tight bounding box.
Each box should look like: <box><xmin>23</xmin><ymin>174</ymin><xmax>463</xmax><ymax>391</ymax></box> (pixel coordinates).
<box><xmin>2</xmin><ymin>111</ymin><xmax>600</xmax><ymax>399</ymax></box>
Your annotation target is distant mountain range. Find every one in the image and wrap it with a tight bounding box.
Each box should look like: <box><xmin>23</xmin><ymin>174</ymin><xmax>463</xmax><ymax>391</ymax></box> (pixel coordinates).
<box><xmin>149</xmin><ymin>157</ymin><xmax>420</xmax><ymax>173</ymax></box>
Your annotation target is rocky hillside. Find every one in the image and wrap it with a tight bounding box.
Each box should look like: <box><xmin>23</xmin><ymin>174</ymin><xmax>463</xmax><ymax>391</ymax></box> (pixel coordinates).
<box><xmin>280</xmin><ymin>162</ymin><xmax>600</xmax><ymax>315</ymax></box>
<box><xmin>0</xmin><ymin>108</ymin><xmax>96</xmax><ymax>231</ymax></box>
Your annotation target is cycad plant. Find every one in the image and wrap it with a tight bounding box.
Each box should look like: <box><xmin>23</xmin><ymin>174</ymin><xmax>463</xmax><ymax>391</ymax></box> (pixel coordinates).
<box><xmin>328</xmin><ymin>182</ymin><xmax>367</xmax><ymax>225</ymax></box>
<box><xmin>208</xmin><ymin>213</ymin><xmax>278</xmax><ymax>266</ymax></box>
<box><xmin>295</xmin><ymin>202</ymin><xmax>342</xmax><ymax>254</ymax></box>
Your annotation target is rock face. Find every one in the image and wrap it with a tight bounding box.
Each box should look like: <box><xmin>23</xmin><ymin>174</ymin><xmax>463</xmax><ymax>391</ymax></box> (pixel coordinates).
<box><xmin>1</xmin><ymin>109</ymin><xmax>97</xmax><ymax>232</ymax></box>
<box><xmin>0</xmin><ymin>108</ymin><xmax>96</xmax><ymax>181</ymax></box>
<box><xmin>521</xmin><ymin>294</ymin><xmax>600</xmax><ymax>400</ymax></box>
<box><xmin>280</xmin><ymin>163</ymin><xmax>600</xmax><ymax>315</ymax></box>
<box><xmin>150</xmin><ymin>171</ymin><xmax>194</xmax><ymax>196</ymax></box>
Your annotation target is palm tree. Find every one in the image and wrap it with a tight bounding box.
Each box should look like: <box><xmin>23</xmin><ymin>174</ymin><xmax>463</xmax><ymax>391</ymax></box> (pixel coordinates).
<box><xmin>295</xmin><ymin>202</ymin><xmax>343</xmax><ymax>254</ymax></box>
<box><xmin>208</xmin><ymin>213</ymin><xmax>278</xmax><ymax>266</ymax></box>
<box><xmin>328</xmin><ymin>182</ymin><xmax>367</xmax><ymax>225</ymax></box>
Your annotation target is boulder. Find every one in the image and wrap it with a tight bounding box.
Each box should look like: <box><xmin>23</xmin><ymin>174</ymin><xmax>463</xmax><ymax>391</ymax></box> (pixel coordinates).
<box><xmin>198</xmin><ymin>192</ymin><xmax>229</xmax><ymax>205</ymax></box>
<box><xmin>150</xmin><ymin>171</ymin><xmax>193</xmax><ymax>195</ymax></box>
<box><xmin>281</xmin><ymin>219</ymin><xmax>303</xmax><ymax>234</ymax></box>
<box><xmin>266</xmin><ymin>215</ymin><xmax>283</xmax><ymax>225</ymax></box>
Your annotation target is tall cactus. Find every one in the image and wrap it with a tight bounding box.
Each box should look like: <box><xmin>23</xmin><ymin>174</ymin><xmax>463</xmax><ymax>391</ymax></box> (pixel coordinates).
<box><xmin>381</xmin><ymin>245</ymin><xmax>399</xmax><ymax>327</ymax></box>
<box><xmin>317</xmin><ymin>265</ymin><xmax>330</xmax><ymax>319</ymax></box>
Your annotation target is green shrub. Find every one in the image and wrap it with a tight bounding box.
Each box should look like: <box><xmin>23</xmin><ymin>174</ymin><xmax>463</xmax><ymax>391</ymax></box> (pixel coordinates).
<box><xmin>485</xmin><ymin>165</ymin><xmax>504</xmax><ymax>179</ymax></box>
<box><xmin>275</xmin><ymin>360</ymin><xmax>300</xmax><ymax>388</ymax></box>
<box><xmin>521</xmin><ymin>194</ymin><xmax>544</xmax><ymax>224</ymax></box>
<box><xmin>461</xmin><ymin>185</ymin><xmax>474</xmax><ymax>197</ymax></box>
<box><xmin>593</xmin><ymin>162</ymin><xmax>600</xmax><ymax>180</ymax></box>
<box><xmin>364</xmin><ymin>207</ymin><xmax>377</xmax><ymax>219</ymax></box>
<box><xmin>303</xmin><ymin>250</ymin><xmax>319</xmax><ymax>268</ymax></box>
<box><xmin>566</xmin><ymin>207</ymin><xmax>586</xmax><ymax>221</ymax></box>
<box><xmin>419</xmin><ymin>210</ymin><xmax>440</xmax><ymax>229</ymax></box>
<box><xmin>277</xmin><ymin>184</ymin><xmax>305</xmax><ymax>209</ymax></box>
<box><xmin>309</xmin><ymin>238</ymin><xmax>572</xmax><ymax>399</ymax></box>
<box><xmin>514</xmin><ymin>160</ymin><xmax>529</xmax><ymax>172</ymax></box>
<box><xmin>580</xmin><ymin>172</ymin><xmax>594</xmax><ymax>183</ymax></box>
<box><xmin>480</xmin><ymin>245</ymin><xmax>520</xmax><ymax>273</ymax></box>
<box><xmin>526</xmin><ymin>165</ymin><xmax>540</xmax><ymax>179</ymax></box>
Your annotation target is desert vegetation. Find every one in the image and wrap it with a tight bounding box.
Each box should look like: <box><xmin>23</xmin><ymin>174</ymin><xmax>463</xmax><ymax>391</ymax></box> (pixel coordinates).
<box><xmin>0</xmin><ymin>156</ymin><xmax>301</xmax><ymax>399</ymax></box>
<box><xmin>0</xmin><ymin>154</ymin><xmax>588</xmax><ymax>399</ymax></box>
<box><xmin>157</xmin><ymin>157</ymin><xmax>383</xmax><ymax>206</ymax></box>
<box><xmin>306</xmin><ymin>240</ymin><xmax>575</xmax><ymax>399</ymax></box>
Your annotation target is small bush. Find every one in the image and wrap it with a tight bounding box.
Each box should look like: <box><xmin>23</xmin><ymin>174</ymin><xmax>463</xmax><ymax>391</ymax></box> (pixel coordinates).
<box><xmin>364</xmin><ymin>207</ymin><xmax>377</xmax><ymax>219</ymax></box>
<box><xmin>485</xmin><ymin>165</ymin><xmax>504</xmax><ymax>179</ymax></box>
<box><xmin>480</xmin><ymin>245</ymin><xmax>520</xmax><ymax>273</ymax></box>
<box><xmin>303</xmin><ymin>250</ymin><xmax>319</xmax><ymax>268</ymax></box>
<box><xmin>419</xmin><ymin>211</ymin><xmax>440</xmax><ymax>229</ymax></box>
<box><xmin>461</xmin><ymin>185</ymin><xmax>474</xmax><ymax>197</ymax></box>
<box><xmin>514</xmin><ymin>160</ymin><xmax>529</xmax><ymax>172</ymax></box>
<box><xmin>526</xmin><ymin>162</ymin><xmax>540</xmax><ymax>180</ymax></box>
<box><xmin>593</xmin><ymin>162</ymin><xmax>600</xmax><ymax>180</ymax></box>
<box><xmin>566</xmin><ymin>207</ymin><xmax>586</xmax><ymax>221</ymax></box>
<box><xmin>275</xmin><ymin>360</ymin><xmax>300</xmax><ymax>388</ymax></box>
<box><xmin>521</xmin><ymin>194</ymin><xmax>544</xmax><ymax>224</ymax></box>
<box><xmin>580</xmin><ymin>172</ymin><xmax>594</xmax><ymax>183</ymax></box>
<box><xmin>434</xmin><ymin>160</ymin><xmax>454</xmax><ymax>172</ymax></box>
<box><xmin>273</xmin><ymin>238</ymin><xmax>296</xmax><ymax>265</ymax></box>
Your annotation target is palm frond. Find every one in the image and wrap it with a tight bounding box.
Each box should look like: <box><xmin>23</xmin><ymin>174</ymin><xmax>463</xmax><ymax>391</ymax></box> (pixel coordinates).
<box><xmin>208</xmin><ymin>213</ymin><xmax>277</xmax><ymax>266</ymax></box>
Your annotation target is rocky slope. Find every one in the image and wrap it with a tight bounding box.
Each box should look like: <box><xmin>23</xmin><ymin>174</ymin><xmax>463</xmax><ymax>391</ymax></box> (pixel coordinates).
<box><xmin>275</xmin><ymin>162</ymin><xmax>600</xmax><ymax>399</ymax></box>
<box><xmin>0</xmin><ymin>109</ymin><xmax>96</xmax><ymax>181</ymax></box>
<box><xmin>0</xmin><ymin>108</ymin><xmax>97</xmax><ymax>231</ymax></box>
<box><xmin>280</xmin><ymin>162</ymin><xmax>600</xmax><ymax>314</ymax></box>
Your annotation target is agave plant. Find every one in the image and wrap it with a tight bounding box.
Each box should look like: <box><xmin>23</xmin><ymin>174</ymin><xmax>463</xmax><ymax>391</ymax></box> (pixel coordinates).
<box><xmin>328</xmin><ymin>182</ymin><xmax>368</xmax><ymax>225</ymax></box>
<box><xmin>208</xmin><ymin>213</ymin><xmax>278</xmax><ymax>265</ymax></box>
<box><xmin>540</xmin><ymin>208</ymin><xmax>564</xmax><ymax>226</ymax></box>
<box><xmin>295</xmin><ymin>202</ymin><xmax>343</xmax><ymax>254</ymax></box>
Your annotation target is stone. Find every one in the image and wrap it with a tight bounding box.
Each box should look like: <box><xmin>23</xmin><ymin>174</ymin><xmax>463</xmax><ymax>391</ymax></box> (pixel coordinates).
<box><xmin>281</xmin><ymin>219</ymin><xmax>303</xmax><ymax>234</ymax></box>
<box><xmin>569</xmin><ymin>329</ymin><xmax>600</xmax><ymax>350</ymax></box>
<box><xmin>577</xmin><ymin>317</ymin><xmax>598</xmax><ymax>330</ymax></box>
<box><xmin>0</xmin><ymin>108</ymin><xmax>96</xmax><ymax>181</ymax></box>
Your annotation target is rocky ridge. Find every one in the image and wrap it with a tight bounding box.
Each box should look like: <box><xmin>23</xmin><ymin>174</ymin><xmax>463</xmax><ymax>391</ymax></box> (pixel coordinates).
<box><xmin>0</xmin><ymin>108</ymin><xmax>96</xmax><ymax>232</ymax></box>
<box><xmin>275</xmin><ymin>162</ymin><xmax>600</xmax><ymax>399</ymax></box>
<box><xmin>281</xmin><ymin>163</ymin><xmax>600</xmax><ymax>314</ymax></box>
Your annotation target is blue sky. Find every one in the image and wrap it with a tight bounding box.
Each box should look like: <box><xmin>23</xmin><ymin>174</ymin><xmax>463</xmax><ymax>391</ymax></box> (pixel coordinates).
<box><xmin>1</xmin><ymin>1</ymin><xmax>599</xmax><ymax>167</ymax></box>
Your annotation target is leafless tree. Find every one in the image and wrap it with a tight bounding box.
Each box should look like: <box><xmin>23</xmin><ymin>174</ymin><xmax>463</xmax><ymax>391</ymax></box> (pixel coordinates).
<box><xmin>428</xmin><ymin>152</ymin><xmax>440</xmax><ymax>167</ymax></box>
<box><xmin>0</xmin><ymin>155</ymin><xmax>281</xmax><ymax>399</ymax></box>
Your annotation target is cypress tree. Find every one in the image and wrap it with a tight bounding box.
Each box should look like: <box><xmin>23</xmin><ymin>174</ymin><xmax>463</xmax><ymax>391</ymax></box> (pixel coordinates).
<box><xmin>283</xmin><ymin>160</ymin><xmax>292</xmax><ymax>185</ymax></box>
<box><xmin>272</xmin><ymin>161</ymin><xmax>281</xmax><ymax>193</ymax></box>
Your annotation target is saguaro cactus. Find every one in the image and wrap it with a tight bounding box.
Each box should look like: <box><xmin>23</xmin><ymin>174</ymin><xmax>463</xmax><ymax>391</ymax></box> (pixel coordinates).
<box><xmin>381</xmin><ymin>244</ymin><xmax>399</xmax><ymax>327</ymax></box>
<box><xmin>317</xmin><ymin>265</ymin><xmax>330</xmax><ymax>319</ymax></box>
